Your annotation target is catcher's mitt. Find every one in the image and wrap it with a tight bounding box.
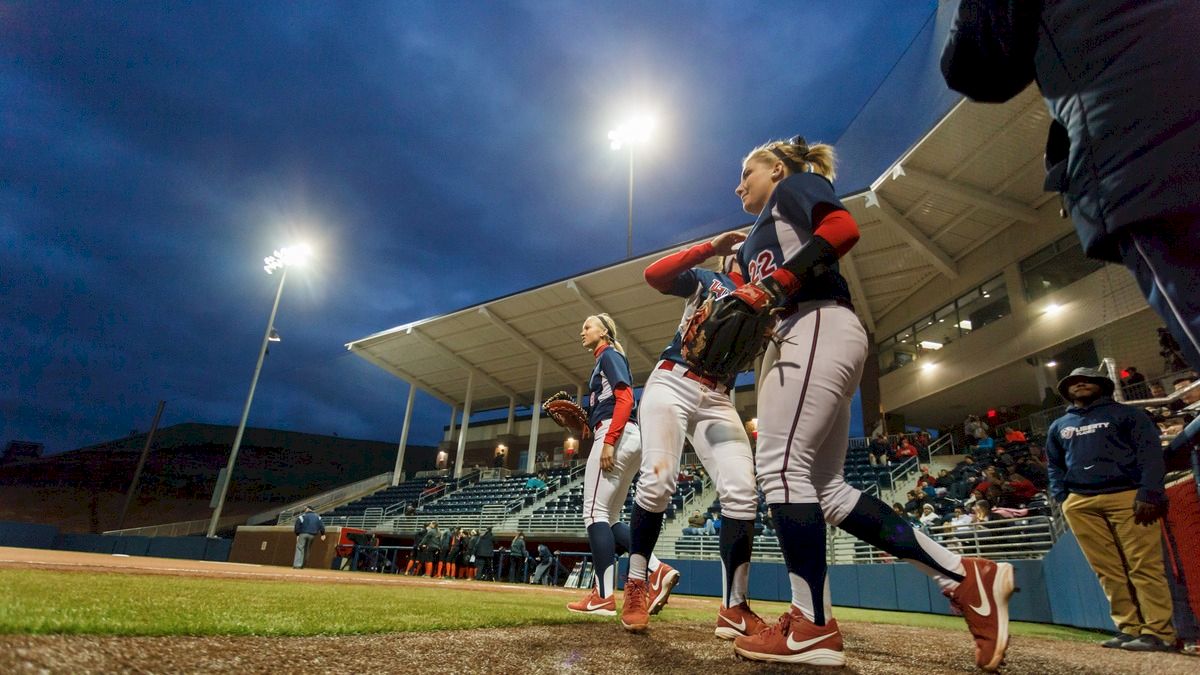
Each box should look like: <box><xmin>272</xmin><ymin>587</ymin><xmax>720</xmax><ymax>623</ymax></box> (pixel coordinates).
<box><xmin>542</xmin><ymin>391</ymin><xmax>591</xmax><ymax>438</ymax></box>
<box><xmin>680</xmin><ymin>294</ymin><xmax>774</xmax><ymax>380</ymax></box>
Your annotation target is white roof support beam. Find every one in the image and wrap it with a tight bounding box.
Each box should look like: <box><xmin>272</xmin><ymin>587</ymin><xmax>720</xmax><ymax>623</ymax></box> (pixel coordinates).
<box><xmin>864</xmin><ymin>191</ymin><xmax>959</xmax><ymax>280</ymax></box>
<box><xmin>408</xmin><ymin>327</ymin><xmax>523</xmax><ymax>404</ymax></box>
<box><xmin>565</xmin><ymin>280</ymin><xmax>656</xmax><ymax>369</ymax></box>
<box><xmin>837</xmin><ymin>251</ymin><xmax>875</xmax><ymax>333</ymax></box>
<box><xmin>477</xmin><ymin>306</ymin><xmax>581</xmax><ymax>384</ymax></box>
<box><xmin>346</xmin><ymin>344</ymin><xmax>457</xmax><ymax>407</ymax></box>
<box><xmin>891</xmin><ymin>166</ymin><xmax>1042</xmax><ymax>224</ymax></box>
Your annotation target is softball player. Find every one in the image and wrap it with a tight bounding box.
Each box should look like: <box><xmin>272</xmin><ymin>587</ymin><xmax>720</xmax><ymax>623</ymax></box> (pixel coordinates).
<box><xmin>567</xmin><ymin>314</ymin><xmax>678</xmax><ymax>616</ymax></box>
<box><xmin>724</xmin><ymin>137</ymin><xmax>1013</xmax><ymax>670</ymax></box>
<box><xmin>620</xmin><ymin>232</ymin><xmax>768</xmax><ymax>638</ymax></box>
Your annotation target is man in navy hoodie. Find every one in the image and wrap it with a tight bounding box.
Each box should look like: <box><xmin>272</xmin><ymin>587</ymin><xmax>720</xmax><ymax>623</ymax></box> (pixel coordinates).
<box><xmin>1046</xmin><ymin>368</ymin><xmax>1174</xmax><ymax>652</ymax></box>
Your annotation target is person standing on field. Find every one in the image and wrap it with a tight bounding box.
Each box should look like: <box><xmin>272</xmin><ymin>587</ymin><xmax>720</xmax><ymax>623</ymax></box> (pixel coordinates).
<box><xmin>1046</xmin><ymin>368</ymin><xmax>1175</xmax><ymax>652</ymax></box>
<box><xmin>292</xmin><ymin>505</ymin><xmax>325</xmax><ymax>569</ymax></box>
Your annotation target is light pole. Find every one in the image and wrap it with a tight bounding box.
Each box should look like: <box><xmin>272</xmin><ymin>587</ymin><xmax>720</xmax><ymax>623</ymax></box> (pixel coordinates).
<box><xmin>609</xmin><ymin>115</ymin><xmax>654</xmax><ymax>258</ymax></box>
<box><xmin>206</xmin><ymin>243</ymin><xmax>312</xmax><ymax>537</ymax></box>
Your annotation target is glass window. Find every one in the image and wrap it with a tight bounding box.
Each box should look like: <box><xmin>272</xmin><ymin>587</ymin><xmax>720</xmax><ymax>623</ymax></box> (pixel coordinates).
<box><xmin>957</xmin><ymin>275</ymin><xmax>1010</xmax><ymax>334</ymax></box>
<box><xmin>913</xmin><ymin>312</ymin><xmax>945</xmax><ymax>353</ymax></box>
<box><xmin>1020</xmin><ymin>234</ymin><xmax>1105</xmax><ymax>300</ymax></box>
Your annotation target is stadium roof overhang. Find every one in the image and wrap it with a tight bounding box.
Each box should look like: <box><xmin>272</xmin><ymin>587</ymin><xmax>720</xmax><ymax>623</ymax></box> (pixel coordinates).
<box><xmin>346</xmin><ymin>86</ymin><xmax>1053</xmax><ymax>412</ymax></box>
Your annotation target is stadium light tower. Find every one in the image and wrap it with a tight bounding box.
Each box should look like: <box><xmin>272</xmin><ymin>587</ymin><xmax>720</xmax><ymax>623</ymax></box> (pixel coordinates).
<box><xmin>207</xmin><ymin>243</ymin><xmax>313</xmax><ymax>538</ymax></box>
<box><xmin>609</xmin><ymin>114</ymin><xmax>655</xmax><ymax>258</ymax></box>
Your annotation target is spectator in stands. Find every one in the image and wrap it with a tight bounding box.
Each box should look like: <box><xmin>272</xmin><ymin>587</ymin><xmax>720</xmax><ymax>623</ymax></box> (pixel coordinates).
<box><xmin>1172</xmin><ymin>376</ymin><xmax>1200</xmax><ymax>407</ymax></box>
<box><xmin>292</xmin><ymin>505</ymin><xmax>326</xmax><ymax>569</ymax></box>
<box><xmin>903</xmin><ymin>490</ymin><xmax>928</xmax><ymax>516</ymax></box>
<box><xmin>1003</xmin><ymin>427</ymin><xmax>1027</xmax><ymax>444</ymax></box>
<box><xmin>473</xmin><ymin>526</ymin><xmax>496</xmax><ymax>581</ymax></box>
<box><xmin>964</xmin><ymin>415</ymin><xmax>988</xmax><ymax>446</ymax></box>
<box><xmin>1041</xmin><ymin>387</ymin><xmax>1062</xmax><ymax>410</ymax></box>
<box><xmin>867</xmin><ymin>432</ymin><xmax>890</xmax><ymax>466</ymax></box>
<box><xmin>1123</xmin><ymin>367</ymin><xmax>1151</xmax><ymax>400</ymax></box>
<box><xmin>1015</xmin><ymin>454</ymin><xmax>1049</xmax><ymax>491</ymax></box>
<box><xmin>508</xmin><ymin>532</ymin><xmax>529</xmax><ymax>583</ymax></box>
<box><xmin>915</xmin><ymin>466</ymin><xmax>937</xmax><ymax>492</ymax></box>
<box><xmin>404</xmin><ymin>502</ymin><xmax>416</xmax><ymax>516</ymax></box>
<box><xmin>1004</xmin><ymin>472</ymin><xmax>1039</xmax><ymax>504</ymax></box>
<box><xmin>919</xmin><ymin>504</ymin><xmax>941</xmax><ymax>531</ymax></box>
<box><xmin>934</xmin><ymin>469</ymin><xmax>955</xmax><ymax>494</ymax></box>
<box><xmin>971</xmin><ymin>499</ymin><xmax>995</xmax><ymax>525</ymax></box>
<box><xmin>1047</xmin><ymin>367</ymin><xmax>1175</xmax><ymax>651</ymax></box>
<box><xmin>894</xmin><ymin>437</ymin><xmax>919</xmax><ymax>460</ymax></box>
<box><xmin>683</xmin><ymin>510</ymin><xmax>716</xmax><ymax>536</ymax></box>
<box><xmin>1150</xmin><ymin>382</ymin><xmax>1168</xmax><ymax>399</ymax></box>
<box><xmin>525</xmin><ymin>473</ymin><xmax>547</xmax><ymax>490</ymax></box>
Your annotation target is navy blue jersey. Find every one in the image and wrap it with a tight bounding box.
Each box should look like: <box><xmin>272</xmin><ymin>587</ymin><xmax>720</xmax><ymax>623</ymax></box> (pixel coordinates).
<box><xmin>658</xmin><ymin>268</ymin><xmax>739</xmax><ymax>385</ymax></box>
<box><xmin>587</xmin><ymin>345</ymin><xmax>636</xmax><ymax>428</ymax></box>
<box><xmin>736</xmin><ymin>172</ymin><xmax>852</xmax><ymax>306</ymax></box>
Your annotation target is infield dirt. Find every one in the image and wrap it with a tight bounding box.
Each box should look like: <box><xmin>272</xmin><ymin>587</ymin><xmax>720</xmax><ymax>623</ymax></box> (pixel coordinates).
<box><xmin>1</xmin><ymin>547</ymin><xmax>1195</xmax><ymax>674</ymax></box>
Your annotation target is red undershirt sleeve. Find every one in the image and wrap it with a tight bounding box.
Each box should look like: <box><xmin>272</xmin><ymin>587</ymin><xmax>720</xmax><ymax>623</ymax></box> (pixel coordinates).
<box><xmin>604</xmin><ymin>384</ymin><xmax>634</xmax><ymax>445</ymax></box>
<box><xmin>811</xmin><ymin>205</ymin><xmax>859</xmax><ymax>257</ymax></box>
<box><xmin>644</xmin><ymin>242</ymin><xmax>715</xmax><ymax>292</ymax></box>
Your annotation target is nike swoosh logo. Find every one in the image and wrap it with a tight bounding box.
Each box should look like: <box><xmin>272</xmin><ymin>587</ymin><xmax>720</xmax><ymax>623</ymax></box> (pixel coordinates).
<box><xmin>968</xmin><ymin>562</ymin><xmax>992</xmax><ymax>617</ymax></box>
<box><xmin>723</xmin><ymin>615</ymin><xmax>747</xmax><ymax>631</ymax></box>
<box><xmin>586</xmin><ymin>601</ymin><xmax>610</xmax><ymax>611</ymax></box>
<box><xmin>1084</xmin><ymin>464</ymin><xmax>1095</xmax><ymax>470</ymax></box>
<box><xmin>786</xmin><ymin>631</ymin><xmax>837</xmax><ymax>651</ymax></box>
<box><xmin>650</xmin><ymin>577</ymin><xmax>661</xmax><ymax>591</ymax></box>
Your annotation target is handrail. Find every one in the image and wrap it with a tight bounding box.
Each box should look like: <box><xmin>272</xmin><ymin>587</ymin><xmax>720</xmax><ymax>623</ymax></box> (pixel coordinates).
<box><xmin>104</xmin><ymin>514</ymin><xmax>242</xmax><ymax>537</ymax></box>
<box><xmin>673</xmin><ymin>514</ymin><xmax>1058</xmax><ymax>563</ymax></box>
<box><xmin>274</xmin><ymin>472</ymin><xmax>393</xmax><ymax>524</ymax></box>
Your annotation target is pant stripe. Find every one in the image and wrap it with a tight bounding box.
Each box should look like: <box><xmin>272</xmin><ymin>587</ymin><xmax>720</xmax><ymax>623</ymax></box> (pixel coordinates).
<box><xmin>588</xmin><ymin>448</ymin><xmax>604</xmax><ymax>521</ymax></box>
<box><xmin>780</xmin><ymin>308</ymin><xmax>822</xmax><ymax>503</ymax></box>
<box><xmin>1133</xmin><ymin>236</ymin><xmax>1200</xmax><ymax>360</ymax></box>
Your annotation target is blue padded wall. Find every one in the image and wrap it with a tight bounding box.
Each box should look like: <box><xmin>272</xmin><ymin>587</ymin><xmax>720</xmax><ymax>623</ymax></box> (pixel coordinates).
<box><xmin>1042</xmin><ymin>532</ymin><xmax>1114</xmax><ymax>631</ymax></box>
<box><xmin>0</xmin><ymin>521</ymin><xmax>59</xmax><ymax>549</ymax></box>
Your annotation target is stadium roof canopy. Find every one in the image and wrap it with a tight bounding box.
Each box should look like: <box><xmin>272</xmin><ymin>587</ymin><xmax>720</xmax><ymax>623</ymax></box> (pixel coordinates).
<box><xmin>346</xmin><ymin>86</ymin><xmax>1052</xmax><ymax>412</ymax></box>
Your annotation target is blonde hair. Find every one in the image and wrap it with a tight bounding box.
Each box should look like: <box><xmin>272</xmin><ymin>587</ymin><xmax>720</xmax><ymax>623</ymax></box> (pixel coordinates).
<box><xmin>744</xmin><ymin>136</ymin><xmax>836</xmax><ymax>181</ymax></box>
<box><xmin>588</xmin><ymin>313</ymin><xmax>625</xmax><ymax>355</ymax></box>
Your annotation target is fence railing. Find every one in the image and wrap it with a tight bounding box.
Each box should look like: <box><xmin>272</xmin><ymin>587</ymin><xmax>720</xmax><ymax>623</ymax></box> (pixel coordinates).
<box><xmin>672</xmin><ymin>514</ymin><xmax>1060</xmax><ymax>563</ymax></box>
<box><xmin>275</xmin><ymin>472</ymin><xmax>394</xmax><ymax>525</ymax></box>
<box><xmin>103</xmin><ymin>515</ymin><xmax>242</xmax><ymax>537</ymax></box>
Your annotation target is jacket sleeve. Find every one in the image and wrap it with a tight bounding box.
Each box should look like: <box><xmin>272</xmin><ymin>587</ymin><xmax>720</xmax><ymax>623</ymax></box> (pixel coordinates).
<box><xmin>1044</xmin><ymin>424</ymin><xmax>1068</xmax><ymax>503</ymax></box>
<box><xmin>1129</xmin><ymin>409</ymin><xmax>1167</xmax><ymax>505</ymax></box>
<box><xmin>604</xmin><ymin>384</ymin><xmax>634</xmax><ymax>446</ymax></box>
<box><xmin>939</xmin><ymin>0</ymin><xmax>1039</xmax><ymax>103</ymax></box>
<box><xmin>644</xmin><ymin>242</ymin><xmax>712</xmax><ymax>296</ymax></box>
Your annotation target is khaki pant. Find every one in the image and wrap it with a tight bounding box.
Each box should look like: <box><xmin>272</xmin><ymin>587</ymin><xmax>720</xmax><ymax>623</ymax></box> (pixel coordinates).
<box><xmin>1062</xmin><ymin>490</ymin><xmax>1175</xmax><ymax>641</ymax></box>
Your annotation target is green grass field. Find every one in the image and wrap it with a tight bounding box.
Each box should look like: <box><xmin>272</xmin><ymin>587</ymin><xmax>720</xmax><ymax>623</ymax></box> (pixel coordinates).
<box><xmin>0</xmin><ymin>569</ymin><xmax>1102</xmax><ymax>643</ymax></box>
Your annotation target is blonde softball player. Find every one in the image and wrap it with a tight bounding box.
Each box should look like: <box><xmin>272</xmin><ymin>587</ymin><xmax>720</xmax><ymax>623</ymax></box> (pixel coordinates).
<box><xmin>619</xmin><ymin>232</ymin><xmax>768</xmax><ymax>640</ymax></box>
<box><xmin>567</xmin><ymin>313</ymin><xmax>678</xmax><ymax>616</ymax></box>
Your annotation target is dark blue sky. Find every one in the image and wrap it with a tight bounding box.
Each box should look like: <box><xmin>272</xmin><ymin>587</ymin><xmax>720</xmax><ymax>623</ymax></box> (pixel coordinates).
<box><xmin>1</xmin><ymin>1</ymin><xmax>937</xmax><ymax>453</ymax></box>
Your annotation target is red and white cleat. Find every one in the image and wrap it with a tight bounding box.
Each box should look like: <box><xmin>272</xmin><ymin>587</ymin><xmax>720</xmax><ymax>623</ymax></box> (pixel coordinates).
<box><xmin>567</xmin><ymin>586</ymin><xmax>616</xmax><ymax>616</ymax></box>
<box><xmin>948</xmin><ymin>557</ymin><xmax>1015</xmax><ymax>672</ymax></box>
<box><xmin>646</xmin><ymin>562</ymin><xmax>680</xmax><ymax>615</ymax></box>
<box><xmin>620</xmin><ymin>578</ymin><xmax>650</xmax><ymax>632</ymax></box>
<box><xmin>733</xmin><ymin>607</ymin><xmax>845</xmax><ymax>666</ymax></box>
<box><xmin>715</xmin><ymin>602</ymin><xmax>770</xmax><ymax>640</ymax></box>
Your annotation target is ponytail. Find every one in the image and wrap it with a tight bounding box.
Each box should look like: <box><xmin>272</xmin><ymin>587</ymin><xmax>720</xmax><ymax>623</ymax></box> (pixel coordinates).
<box><xmin>748</xmin><ymin>135</ymin><xmax>837</xmax><ymax>181</ymax></box>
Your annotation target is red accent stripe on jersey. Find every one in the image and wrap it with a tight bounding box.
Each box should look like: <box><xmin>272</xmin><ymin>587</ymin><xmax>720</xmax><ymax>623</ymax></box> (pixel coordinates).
<box><xmin>780</xmin><ymin>308</ymin><xmax>822</xmax><ymax>502</ymax></box>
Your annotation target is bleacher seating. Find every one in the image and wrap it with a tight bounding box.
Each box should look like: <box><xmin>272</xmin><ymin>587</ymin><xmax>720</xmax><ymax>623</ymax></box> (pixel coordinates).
<box><xmin>420</xmin><ymin>474</ymin><xmax>553</xmax><ymax>516</ymax></box>
<box><xmin>323</xmin><ymin>476</ymin><xmax>453</xmax><ymax>519</ymax></box>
